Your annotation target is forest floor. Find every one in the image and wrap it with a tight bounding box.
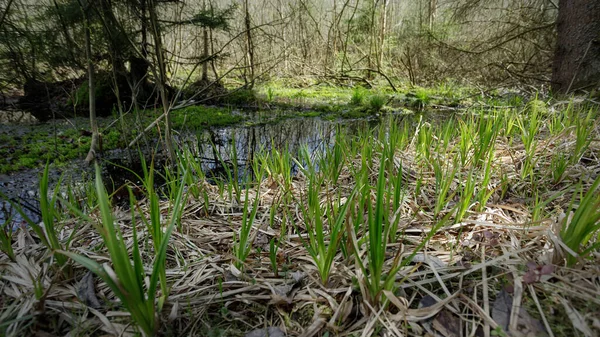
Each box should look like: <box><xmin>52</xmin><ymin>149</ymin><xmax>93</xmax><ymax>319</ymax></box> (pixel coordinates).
<box><xmin>1</xmin><ymin>82</ymin><xmax>599</xmax><ymax>337</ymax></box>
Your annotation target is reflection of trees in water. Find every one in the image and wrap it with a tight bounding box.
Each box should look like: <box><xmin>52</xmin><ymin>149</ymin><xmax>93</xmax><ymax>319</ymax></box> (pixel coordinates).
<box><xmin>186</xmin><ymin>118</ymin><xmax>373</xmax><ymax>179</ymax></box>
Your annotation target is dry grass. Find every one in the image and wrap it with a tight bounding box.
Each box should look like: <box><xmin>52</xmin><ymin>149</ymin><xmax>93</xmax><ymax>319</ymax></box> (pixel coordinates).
<box><xmin>1</xmin><ymin>108</ymin><xmax>600</xmax><ymax>337</ymax></box>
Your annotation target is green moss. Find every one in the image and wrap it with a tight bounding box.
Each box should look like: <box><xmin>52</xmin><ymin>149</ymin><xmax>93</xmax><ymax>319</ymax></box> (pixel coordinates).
<box><xmin>103</xmin><ymin>129</ymin><xmax>122</xmax><ymax>148</ymax></box>
<box><xmin>17</xmin><ymin>156</ymin><xmax>38</xmax><ymax>169</ymax></box>
<box><xmin>0</xmin><ymin>118</ymin><xmax>131</xmax><ymax>173</ymax></box>
<box><xmin>172</xmin><ymin>105</ymin><xmax>244</xmax><ymax>129</ymax></box>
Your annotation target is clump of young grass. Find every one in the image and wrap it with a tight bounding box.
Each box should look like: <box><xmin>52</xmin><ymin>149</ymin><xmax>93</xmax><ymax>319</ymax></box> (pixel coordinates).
<box><xmin>177</xmin><ymin>145</ymin><xmax>206</xmax><ymax>200</ymax></box>
<box><xmin>414</xmin><ymin>87</ymin><xmax>432</xmax><ymax>109</ymax></box>
<box><xmin>137</xmin><ymin>160</ymin><xmax>177</xmax><ymax>304</ymax></box>
<box><xmin>3</xmin><ymin>164</ymin><xmax>69</xmax><ymax>267</ymax></box>
<box><xmin>298</xmin><ymin>169</ymin><xmax>356</xmax><ymax>285</ymax></box>
<box><xmin>502</xmin><ymin>110</ymin><xmax>518</xmax><ymax>140</ymax></box>
<box><xmin>212</xmin><ymin>137</ymin><xmax>241</xmax><ymax>203</ymax></box>
<box><xmin>354</xmin><ymin>155</ymin><xmax>396</xmax><ymax>305</ymax></box>
<box><xmin>547</xmin><ymin>108</ymin><xmax>566</xmax><ymax>136</ymax></box>
<box><xmin>232</xmin><ymin>176</ymin><xmax>262</xmax><ymax>271</ymax></box>
<box><xmin>319</xmin><ymin>132</ymin><xmax>347</xmax><ymax>185</ymax></box>
<box><xmin>457</xmin><ymin>119</ymin><xmax>473</xmax><ymax>166</ymax></box>
<box><xmin>416</xmin><ymin>120</ymin><xmax>433</xmax><ymax>163</ymax></box>
<box><xmin>266</xmin><ymin>87</ymin><xmax>275</xmax><ymax>103</ymax></box>
<box><xmin>473</xmin><ymin>113</ymin><xmax>500</xmax><ymax>168</ymax></box>
<box><xmin>550</xmin><ymin>151</ymin><xmax>569</xmax><ymax>184</ymax></box>
<box><xmin>475</xmin><ymin>151</ymin><xmax>495</xmax><ymax>212</ymax></box>
<box><xmin>571</xmin><ymin>110</ymin><xmax>594</xmax><ymax>165</ymax></box>
<box><xmin>350</xmin><ymin>87</ymin><xmax>367</xmax><ymax>105</ymax></box>
<box><xmin>517</xmin><ymin>105</ymin><xmax>541</xmax><ymax>180</ymax></box>
<box><xmin>259</xmin><ymin>146</ymin><xmax>293</xmax><ymax>192</ymax></box>
<box><xmin>269</xmin><ymin>238</ymin><xmax>280</xmax><ymax>275</ymax></box>
<box><xmin>366</xmin><ymin>94</ymin><xmax>386</xmax><ymax>113</ymax></box>
<box><xmin>387</xmin><ymin>117</ymin><xmax>410</xmax><ymax>151</ymax></box>
<box><xmin>438</xmin><ymin>118</ymin><xmax>456</xmax><ymax>151</ymax></box>
<box><xmin>560</xmin><ymin>175</ymin><xmax>600</xmax><ymax>267</ymax></box>
<box><xmin>348</xmin><ymin>143</ymin><xmax>447</xmax><ymax>308</ymax></box>
<box><xmin>456</xmin><ymin>170</ymin><xmax>476</xmax><ymax>223</ymax></box>
<box><xmin>0</xmin><ymin>216</ymin><xmax>16</xmax><ymax>261</ymax></box>
<box><xmin>59</xmin><ymin>164</ymin><xmax>188</xmax><ymax>336</ymax></box>
<box><xmin>432</xmin><ymin>157</ymin><xmax>458</xmax><ymax>217</ymax></box>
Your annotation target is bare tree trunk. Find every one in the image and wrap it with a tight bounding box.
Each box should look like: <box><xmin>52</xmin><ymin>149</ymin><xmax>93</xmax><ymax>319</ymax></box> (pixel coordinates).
<box><xmin>209</xmin><ymin>26</ymin><xmax>219</xmax><ymax>80</ymax></box>
<box><xmin>340</xmin><ymin>0</ymin><xmax>359</xmax><ymax>74</ymax></box>
<box><xmin>428</xmin><ymin>0</ymin><xmax>436</xmax><ymax>30</ymax></box>
<box><xmin>367</xmin><ymin>0</ymin><xmax>376</xmax><ymax>78</ymax></box>
<box><xmin>148</xmin><ymin>0</ymin><xmax>174</xmax><ymax>161</ymax></box>
<box><xmin>279</xmin><ymin>0</ymin><xmax>289</xmax><ymax>73</ymax></box>
<box><xmin>201</xmin><ymin>0</ymin><xmax>209</xmax><ymax>81</ymax></box>
<box><xmin>325</xmin><ymin>0</ymin><xmax>338</xmax><ymax>72</ymax></box>
<box><xmin>243</xmin><ymin>0</ymin><xmax>255</xmax><ymax>88</ymax></box>
<box><xmin>201</xmin><ymin>27</ymin><xmax>209</xmax><ymax>81</ymax></box>
<box><xmin>552</xmin><ymin>0</ymin><xmax>600</xmax><ymax>93</ymax></box>
<box><xmin>96</xmin><ymin>0</ymin><xmax>128</xmax><ymax>144</ymax></box>
<box><xmin>378</xmin><ymin>0</ymin><xmax>388</xmax><ymax>71</ymax></box>
<box><xmin>78</xmin><ymin>0</ymin><xmax>100</xmax><ymax>165</ymax></box>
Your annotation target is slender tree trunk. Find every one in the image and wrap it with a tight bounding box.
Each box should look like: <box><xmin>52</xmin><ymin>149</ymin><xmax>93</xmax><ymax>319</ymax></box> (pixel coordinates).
<box><xmin>201</xmin><ymin>0</ymin><xmax>209</xmax><ymax>81</ymax></box>
<box><xmin>79</xmin><ymin>0</ymin><xmax>100</xmax><ymax>165</ymax></box>
<box><xmin>243</xmin><ymin>0</ymin><xmax>255</xmax><ymax>88</ymax></box>
<box><xmin>551</xmin><ymin>0</ymin><xmax>600</xmax><ymax>93</ymax></box>
<box><xmin>325</xmin><ymin>0</ymin><xmax>337</xmax><ymax>72</ymax></box>
<box><xmin>378</xmin><ymin>0</ymin><xmax>388</xmax><ymax>71</ymax></box>
<box><xmin>279</xmin><ymin>0</ymin><xmax>289</xmax><ymax>73</ymax></box>
<box><xmin>428</xmin><ymin>0</ymin><xmax>436</xmax><ymax>30</ymax></box>
<box><xmin>148</xmin><ymin>0</ymin><xmax>174</xmax><ymax>161</ymax></box>
<box><xmin>201</xmin><ymin>27</ymin><xmax>209</xmax><ymax>81</ymax></box>
<box><xmin>340</xmin><ymin>0</ymin><xmax>359</xmax><ymax>74</ymax></box>
<box><xmin>208</xmin><ymin>0</ymin><xmax>219</xmax><ymax>81</ymax></box>
<box><xmin>367</xmin><ymin>0</ymin><xmax>376</xmax><ymax>78</ymax></box>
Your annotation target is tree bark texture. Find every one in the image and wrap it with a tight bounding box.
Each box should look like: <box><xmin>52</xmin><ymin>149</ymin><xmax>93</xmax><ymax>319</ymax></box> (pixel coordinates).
<box><xmin>552</xmin><ymin>0</ymin><xmax>600</xmax><ymax>93</ymax></box>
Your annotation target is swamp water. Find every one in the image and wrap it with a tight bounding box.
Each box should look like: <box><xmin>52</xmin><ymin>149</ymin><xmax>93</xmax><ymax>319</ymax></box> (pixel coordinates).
<box><xmin>0</xmin><ymin>113</ymin><xmax>393</xmax><ymax>227</ymax></box>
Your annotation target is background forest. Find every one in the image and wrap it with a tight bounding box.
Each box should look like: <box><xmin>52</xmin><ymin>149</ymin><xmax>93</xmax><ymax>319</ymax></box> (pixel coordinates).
<box><xmin>0</xmin><ymin>0</ymin><xmax>563</xmax><ymax>94</ymax></box>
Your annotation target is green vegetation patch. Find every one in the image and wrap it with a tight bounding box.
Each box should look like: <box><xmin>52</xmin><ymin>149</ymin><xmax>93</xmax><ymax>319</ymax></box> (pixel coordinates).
<box><xmin>0</xmin><ymin>127</ymin><xmax>123</xmax><ymax>173</ymax></box>
<box><xmin>172</xmin><ymin>105</ymin><xmax>244</xmax><ymax>129</ymax></box>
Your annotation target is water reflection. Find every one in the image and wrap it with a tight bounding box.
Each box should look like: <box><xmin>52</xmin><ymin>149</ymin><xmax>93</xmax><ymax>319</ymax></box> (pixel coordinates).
<box><xmin>187</xmin><ymin>117</ymin><xmax>374</xmax><ymax>179</ymax></box>
<box><xmin>0</xmin><ymin>115</ymin><xmax>378</xmax><ymax>227</ymax></box>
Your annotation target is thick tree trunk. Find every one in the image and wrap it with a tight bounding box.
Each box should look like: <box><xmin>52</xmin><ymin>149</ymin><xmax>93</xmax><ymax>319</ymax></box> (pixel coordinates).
<box><xmin>552</xmin><ymin>0</ymin><xmax>600</xmax><ymax>94</ymax></box>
